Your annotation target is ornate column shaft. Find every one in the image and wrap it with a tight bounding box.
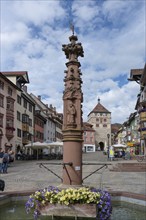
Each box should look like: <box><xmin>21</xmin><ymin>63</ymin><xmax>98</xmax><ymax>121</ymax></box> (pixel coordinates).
<box><xmin>62</xmin><ymin>34</ymin><xmax>84</xmax><ymax>185</ymax></box>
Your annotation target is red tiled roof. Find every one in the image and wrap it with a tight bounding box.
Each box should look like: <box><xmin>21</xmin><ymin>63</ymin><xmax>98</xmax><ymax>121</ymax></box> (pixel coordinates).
<box><xmin>88</xmin><ymin>102</ymin><xmax>110</xmax><ymax>116</ymax></box>
<box><xmin>1</xmin><ymin>71</ymin><xmax>27</xmax><ymax>76</ymax></box>
<box><xmin>83</xmin><ymin>122</ymin><xmax>95</xmax><ymax>131</ymax></box>
<box><xmin>111</xmin><ymin>124</ymin><xmax>122</xmax><ymax>134</ymax></box>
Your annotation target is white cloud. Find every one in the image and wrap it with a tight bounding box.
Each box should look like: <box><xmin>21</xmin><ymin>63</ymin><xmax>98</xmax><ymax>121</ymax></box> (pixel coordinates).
<box><xmin>72</xmin><ymin>1</ymin><xmax>100</xmax><ymax>22</ymax></box>
<box><xmin>0</xmin><ymin>0</ymin><xmax>145</xmax><ymax>124</ymax></box>
<box><xmin>9</xmin><ymin>0</ymin><xmax>65</xmax><ymax>26</ymax></box>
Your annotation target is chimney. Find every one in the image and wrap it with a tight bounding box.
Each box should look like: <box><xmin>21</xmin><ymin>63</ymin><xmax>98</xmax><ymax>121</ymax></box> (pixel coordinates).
<box><xmin>38</xmin><ymin>95</ymin><xmax>41</xmax><ymax>100</ymax></box>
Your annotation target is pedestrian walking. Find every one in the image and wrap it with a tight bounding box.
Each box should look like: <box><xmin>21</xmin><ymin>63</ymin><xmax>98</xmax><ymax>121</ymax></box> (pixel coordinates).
<box><xmin>109</xmin><ymin>148</ymin><xmax>114</xmax><ymax>161</ymax></box>
<box><xmin>8</xmin><ymin>149</ymin><xmax>14</xmax><ymax>163</ymax></box>
<box><xmin>0</xmin><ymin>148</ymin><xmax>4</xmax><ymax>173</ymax></box>
<box><xmin>122</xmin><ymin>149</ymin><xmax>125</xmax><ymax>159</ymax></box>
<box><xmin>2</xmin><ymin>150</ymin><xmax>9</xmax><ymax>173</ymax></box>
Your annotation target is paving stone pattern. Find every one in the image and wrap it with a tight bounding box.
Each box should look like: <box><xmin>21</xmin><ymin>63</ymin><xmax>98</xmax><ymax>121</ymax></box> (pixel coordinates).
<box><xmin>0</xmin><ymin>152</ymin><xmax>145</xmax><ymax>195</ymax></box>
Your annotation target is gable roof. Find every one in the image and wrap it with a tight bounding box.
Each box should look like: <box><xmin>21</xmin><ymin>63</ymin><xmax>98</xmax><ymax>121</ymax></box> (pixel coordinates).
<box><xmin>0</xmin><ymin>72</ymin><xmax>21</xmax><ymax>91</ymax></box>
<box><xmin>128</xmin><ymin>68</ymin><xmax>143</xmax><ymax>82</ymax></box>
<box><xmin>1</xmin><ymin>71</ymin><xmax>29</xmax><ymax>84</ymax></box>
<box><xmin>88</xmin><ymin>98</ymin><xmax>111</xmax><ymax>116</ymax></box>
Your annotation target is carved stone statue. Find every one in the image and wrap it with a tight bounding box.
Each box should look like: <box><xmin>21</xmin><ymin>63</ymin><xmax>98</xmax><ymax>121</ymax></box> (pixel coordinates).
<box><xmin>67</xmin><ymin>102</ymin><xmax>76</xmax><ymax>124</ymax></box>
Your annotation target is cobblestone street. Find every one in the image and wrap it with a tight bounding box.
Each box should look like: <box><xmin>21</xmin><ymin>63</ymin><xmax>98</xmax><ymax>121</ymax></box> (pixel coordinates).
<box><xmin>0</xmin><ymin>152</ymin><xmax>145</xmax><ymax>196</ymax></box>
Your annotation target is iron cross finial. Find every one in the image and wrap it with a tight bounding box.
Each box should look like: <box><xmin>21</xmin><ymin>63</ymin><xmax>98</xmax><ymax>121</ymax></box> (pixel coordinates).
<box><xmin>70</xmin><ymin>23</ymin><xmax>74</xmax><ymax>35</ymax></box>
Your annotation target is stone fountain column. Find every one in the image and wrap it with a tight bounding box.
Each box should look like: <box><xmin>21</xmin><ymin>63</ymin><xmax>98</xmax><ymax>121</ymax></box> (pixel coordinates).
<box><xmin>62</xmin><ymin>34</ymin><xmax>84</xmax><ymax>185</ymax></box>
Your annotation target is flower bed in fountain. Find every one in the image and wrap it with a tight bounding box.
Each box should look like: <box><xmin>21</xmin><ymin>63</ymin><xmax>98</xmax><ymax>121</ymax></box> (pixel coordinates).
<box><xmin>25</xmin><ymin>186</ymin><xmax>112</xmax><ymax>220</ymax></box>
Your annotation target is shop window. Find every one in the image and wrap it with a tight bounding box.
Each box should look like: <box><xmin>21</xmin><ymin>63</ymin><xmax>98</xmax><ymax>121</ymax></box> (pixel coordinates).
<box><xmin>87</xmin><ymin>146</ymin><xmax>93</xmax><ymax>152</ymax></box>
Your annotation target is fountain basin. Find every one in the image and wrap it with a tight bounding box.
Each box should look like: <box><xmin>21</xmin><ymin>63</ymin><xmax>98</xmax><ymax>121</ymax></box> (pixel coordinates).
<box><xmin>0</xmin><ymin>191</ymin><xmax>145</xmax><ymax>220</ymax></box>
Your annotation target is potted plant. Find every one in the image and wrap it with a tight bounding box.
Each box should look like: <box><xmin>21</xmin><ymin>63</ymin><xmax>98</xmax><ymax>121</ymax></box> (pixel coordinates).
<box><xmin>25</xmin><ymin>186</ymin><xmax>112</xmax><ymax>220</ymax></box>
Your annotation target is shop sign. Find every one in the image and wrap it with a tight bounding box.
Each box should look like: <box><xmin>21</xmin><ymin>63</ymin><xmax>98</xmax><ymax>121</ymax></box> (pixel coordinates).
<box><xmin>127</xmin><ymin>142</ymin><xmax>134</xmax><ymax>146</ymax></box>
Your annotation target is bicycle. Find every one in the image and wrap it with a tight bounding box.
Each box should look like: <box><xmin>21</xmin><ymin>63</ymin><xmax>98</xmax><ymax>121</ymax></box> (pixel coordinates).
<box><xmin>135</xmin><ymin>155</ymin><xmax>146</xmax><ymax>162</ymax></box>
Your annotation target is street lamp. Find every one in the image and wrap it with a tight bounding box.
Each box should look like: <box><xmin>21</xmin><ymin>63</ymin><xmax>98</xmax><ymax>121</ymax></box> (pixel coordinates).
<box><xmin>107</xmin><ymin>134</ymin><xmax>110</xmax><ymax>158</ymax></box>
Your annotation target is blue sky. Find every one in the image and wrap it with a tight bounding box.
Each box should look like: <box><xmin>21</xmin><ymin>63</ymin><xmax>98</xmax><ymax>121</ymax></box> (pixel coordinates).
<box><xmin>1</xmin><ymin>0</ymin><xmax>145</xmax><ymax>123</ymax></box>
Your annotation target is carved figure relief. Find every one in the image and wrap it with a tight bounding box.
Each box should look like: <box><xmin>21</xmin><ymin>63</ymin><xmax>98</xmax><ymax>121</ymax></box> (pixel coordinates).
<box><xmin>67</xmin><ymin>101</ymin><xmax>76</xmax><ymax>124</ymax></box>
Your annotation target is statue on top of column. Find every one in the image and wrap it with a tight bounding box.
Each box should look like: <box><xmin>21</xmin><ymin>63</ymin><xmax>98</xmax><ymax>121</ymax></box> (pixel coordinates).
<box><xmin>62</xmin><ymin>26</ymin><xmax>84</xmax><ymax>61</ymax></box>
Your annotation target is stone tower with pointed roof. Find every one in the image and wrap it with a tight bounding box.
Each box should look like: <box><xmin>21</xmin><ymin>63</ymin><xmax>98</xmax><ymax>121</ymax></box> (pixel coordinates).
<box><xmin>87</xmin><ymin>98</ymin><xmax>111</xmax><ymax>151</ymax></box>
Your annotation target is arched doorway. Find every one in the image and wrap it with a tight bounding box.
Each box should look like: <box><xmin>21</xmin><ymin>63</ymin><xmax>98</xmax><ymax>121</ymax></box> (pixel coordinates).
<box><xmin>99</xmin><ymin>142</ymin><xmax>104</xmax><ymax>151</ymax></box>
